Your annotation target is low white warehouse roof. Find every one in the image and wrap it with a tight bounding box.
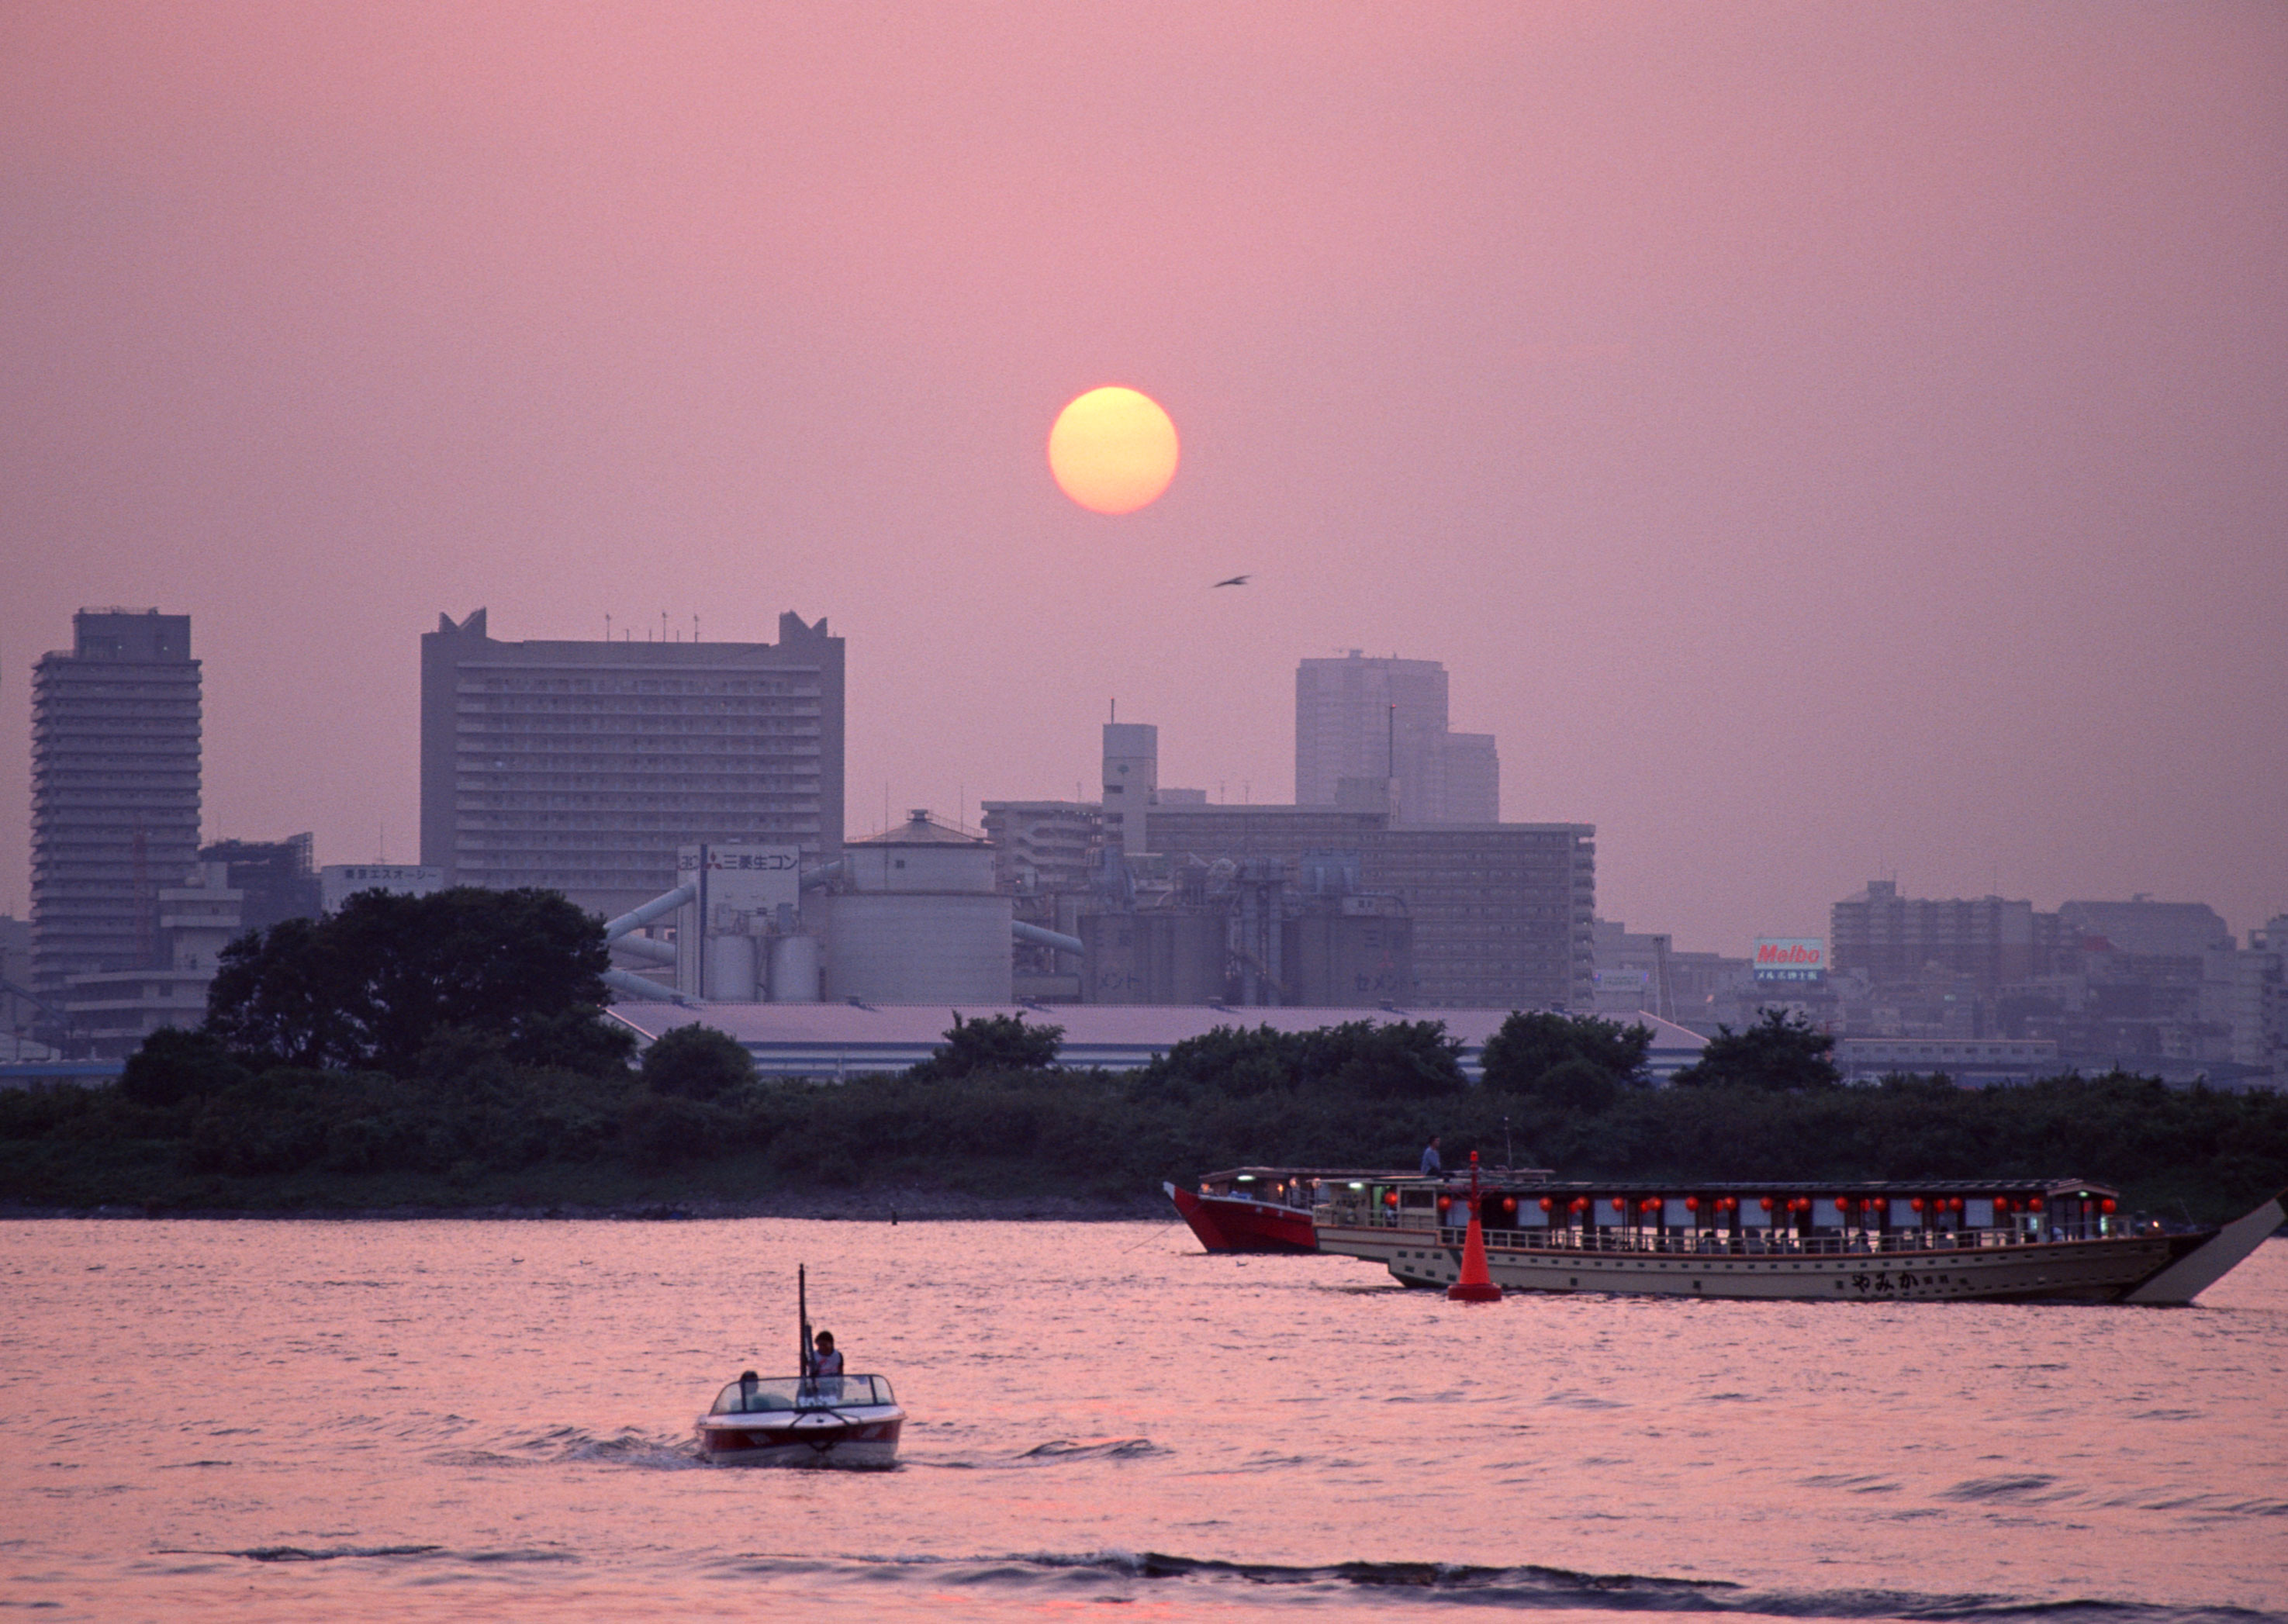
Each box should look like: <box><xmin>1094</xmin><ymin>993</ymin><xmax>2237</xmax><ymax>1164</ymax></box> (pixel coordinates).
<box><xmin>605</xmin><ymin>1002</ymin><xmax>1707</xmax><ymax>1082</ymax></box>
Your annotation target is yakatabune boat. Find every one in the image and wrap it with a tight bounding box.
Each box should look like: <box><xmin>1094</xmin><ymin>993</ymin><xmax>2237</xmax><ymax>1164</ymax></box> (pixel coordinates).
<box><xmin>695</xmin><ymin>1372</ymin><xmax>905</xmax><ymax>1468</ymax></box>
<box><xmin>1310</xmin><ymin>1175</ymin><xmax>2285</xmax><ymax>1303</ymax></box>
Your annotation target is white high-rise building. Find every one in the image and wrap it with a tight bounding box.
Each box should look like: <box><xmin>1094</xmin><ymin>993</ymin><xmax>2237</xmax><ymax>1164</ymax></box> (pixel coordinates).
<box><xmin>1294</xmin><ymin>652</ymin><xmax>1499</xmax><ymax>824</ymax></box>
<box><xmin>420</xmin><ymin>609</ymin><xmax>844</xmax><ymax>918</ymax></box>
<box><xmin>30</xmin><ymin>610</ymin><xmax>202</xmax><ymax>1003</ymax></box>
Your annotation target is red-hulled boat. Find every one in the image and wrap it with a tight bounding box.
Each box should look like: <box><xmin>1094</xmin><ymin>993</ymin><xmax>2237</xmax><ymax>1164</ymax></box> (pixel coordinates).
<box><xmin>1166</xmin><ymin>1167</ymin><xmax>1387</xmax><ymax>1253</ymax></box>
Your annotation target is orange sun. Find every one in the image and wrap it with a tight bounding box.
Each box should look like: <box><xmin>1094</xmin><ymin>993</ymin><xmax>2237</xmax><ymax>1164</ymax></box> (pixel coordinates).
<box><xmin>1047</xmin><ymin>386</ymin><xmax>1179</xmax><ymax>514</ymax></box>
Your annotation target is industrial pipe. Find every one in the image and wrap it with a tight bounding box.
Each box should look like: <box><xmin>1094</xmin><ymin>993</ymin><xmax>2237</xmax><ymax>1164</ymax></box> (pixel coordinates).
<box><xmin>601</xmin><ymin>967</ymin><xmax>687</xmax><ymax>1004</ymax></box>
<box><xmin>610</xmin><ymin>934</ymin><xmax>677</xmax><ymax>966</ymax></box>
<box><xmin>603</xmin><ymin>883</ymin><xmax>696</xmax><ymax>942</ymax></box>
<box><xmin>800</xmin><ymin>858</ymin><xmax>846</xmax><ymax>890</ymax></box>
<box><xmin>1012</xmin><ymin>920</ymin><xmax>1084</xmax><ymax>956</ymax></box>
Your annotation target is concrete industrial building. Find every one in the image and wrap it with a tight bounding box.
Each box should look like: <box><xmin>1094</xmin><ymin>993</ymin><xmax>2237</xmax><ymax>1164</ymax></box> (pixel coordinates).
<box><xmin>814</xmin><ymin>810</ymin><xmax>1013</xmax><ymax>1006</ymax></box>
<box><xmin>983</xmin><ymin>720</ymin><xmax>1591</xmax><ymax>1011</ymax></box>
<box><xmin>1294</xmin><ymin>651</ymin><xmax>1499</xmax><ymax>824</ymax></box>
<box><xmin>29</xmin><ymin>610</ymin><xmax>203</xmax><ymax>1013</ymax></box>
<box><xmin>1135</xmin><ymin>799</ymin><xmax>1595</xmax><ymax>1011</ymax></box>
<box><xmin>420</xmin><ymin>609</ymin><xmax>844</xmax><ymax>918</ymax></box>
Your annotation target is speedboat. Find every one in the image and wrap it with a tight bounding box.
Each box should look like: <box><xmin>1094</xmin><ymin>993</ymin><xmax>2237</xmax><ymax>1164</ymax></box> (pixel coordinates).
<box><xmin>695</xmin><ymin>1264</ymin><xmax>904</xmax><ymax>1468</ymax></box>
<box><xmin>694</xmin><ymin>1371</ymin><xmax>904</xmax><ymax>1468</ymax></box>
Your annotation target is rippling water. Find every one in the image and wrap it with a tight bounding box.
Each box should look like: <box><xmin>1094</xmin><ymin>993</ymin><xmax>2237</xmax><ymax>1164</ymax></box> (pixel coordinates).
<box><xmin>4</xmin><ymin>1220</ymin><xmax>2283</xmax><ymax>1622</ymax></box>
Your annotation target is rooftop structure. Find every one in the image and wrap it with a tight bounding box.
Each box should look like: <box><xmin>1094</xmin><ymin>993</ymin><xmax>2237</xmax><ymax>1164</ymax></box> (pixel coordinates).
<box><xmin>199</xmin><ymin>834</ymin><xmax>320</xmax><ymax>931</ymax></box>
<box><xmin>419</xmin><ymin>609</ymin><xmax>844</xmax><ymax>917</ymax></box>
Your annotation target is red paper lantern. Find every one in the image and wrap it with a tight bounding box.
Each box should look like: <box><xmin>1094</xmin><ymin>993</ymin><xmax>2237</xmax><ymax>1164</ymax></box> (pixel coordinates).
<box><xmin>1502</xmin><ymin>1197</ymin><xmax>1518</xmax><ymax>1214</ymax></box>
<box><xmin>1612</xmin><ymin>1197</ymin><xmax>1626</xmax><ymax>1213</ymax></box>
<box><xmin>2101</xmin><ymin>1198</ymin><xmax>2117</xmax><ymax>1214</ymax></box>
<box><xmin>1539</xmin><ymin>1197</ymin><xmax>1554</xmax><ymax>1213</ymax></box>
<box><xmin>1437</xmin><ymin>1195</ymin><xmax>1452</xmax><ymax>1211</ymax></box>
<box><xmin>1685</xmin><ymin>1197</ymin><xmax>1700</xmax><ymax>1211</ymax></box>
<box><xmin>2029</xmin><ymin>1197</ymin><xmax>2044</xmax><ymax>1212</ymax></box>
<box><xmin>1384</xmin><ymin>1191</ymin><xmax>1398</xmax><ymax>1207</ymax></box>
<box><xmin>1910</xmin><ymin>1197</ymin><xmax>1926</xmax><ymax>1212</ymax></box>
<box><xmin>1759</xmin><ymin>1197</ymin><xmax>1773</xmax><ymax>1211</ymax></box>
<box><xmin>1571</xmin><ymin>1197</ymin><xmax>1588</xmax><ymax>1215</ymax></box>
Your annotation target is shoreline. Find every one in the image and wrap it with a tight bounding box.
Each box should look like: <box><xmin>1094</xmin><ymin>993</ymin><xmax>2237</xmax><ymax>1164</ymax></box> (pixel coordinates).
<box><xmin>0</xmin><ymin>1187</ymin><xmax>1173</xmax><ymax>1223</ymax></box>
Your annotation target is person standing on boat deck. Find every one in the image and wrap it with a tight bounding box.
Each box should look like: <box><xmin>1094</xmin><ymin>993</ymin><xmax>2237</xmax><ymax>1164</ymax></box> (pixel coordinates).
<box><xmin>1420</xmin><ymin>1136</ymin><xmax>1443</xmax><ymax>1177</ymax></box>
<box><xmin>808</xmin><ymin>1329</ymin><xmax>845</xmax><ymax>1398</ymax></box>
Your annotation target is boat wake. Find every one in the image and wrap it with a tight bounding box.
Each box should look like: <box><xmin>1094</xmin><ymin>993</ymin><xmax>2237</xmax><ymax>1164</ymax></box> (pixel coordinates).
<box><xmin>1016</xmin><ymin>1437</ymin><xmax>1163</xmax><ymax>1461</ymax></box>
<box><xmin>693</xmin><ymin>1550</ymin><xmax>2286</xmax><ymax>1622</ymax></box>
<box><xmin>427</xmin><ymin>1425</ymin><xmax>703</xmax><ymax>1471</ymax></box>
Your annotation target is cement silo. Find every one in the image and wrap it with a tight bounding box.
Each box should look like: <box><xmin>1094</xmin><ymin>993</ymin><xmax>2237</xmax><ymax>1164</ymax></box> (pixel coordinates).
<box><xmin>817</xmin><ymin>810</ymin><xmax>1012</xmax><ymax>1004</ymax></box>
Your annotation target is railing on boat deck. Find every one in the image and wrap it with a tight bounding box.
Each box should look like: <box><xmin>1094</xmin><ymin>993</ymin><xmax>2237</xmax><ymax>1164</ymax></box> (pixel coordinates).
<box><xmin>1322</xmin><ymin>1213</ymin><xmax>2143</xmax><ymax>1254</ymax></box>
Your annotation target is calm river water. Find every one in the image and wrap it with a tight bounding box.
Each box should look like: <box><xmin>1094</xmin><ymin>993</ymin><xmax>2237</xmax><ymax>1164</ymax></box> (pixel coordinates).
<box><xmin>4</xmin><ymin>1219</ymin><xmax>2283</xmax><ymax>1622</ymax></box>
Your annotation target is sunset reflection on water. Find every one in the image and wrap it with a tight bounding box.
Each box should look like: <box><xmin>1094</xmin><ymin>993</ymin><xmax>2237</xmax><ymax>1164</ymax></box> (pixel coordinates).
<box><xmin>5</xmin><ymin>1220</ymin><xmax>2283</xmax><ymax>1622</ymax></box>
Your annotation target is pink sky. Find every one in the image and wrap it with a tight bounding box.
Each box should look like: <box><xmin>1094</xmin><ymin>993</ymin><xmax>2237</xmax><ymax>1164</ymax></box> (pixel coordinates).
<box><xmin>2</xmin><ymin>2</ymin><xmax>2282</xmax><ymax>952</ymax></box>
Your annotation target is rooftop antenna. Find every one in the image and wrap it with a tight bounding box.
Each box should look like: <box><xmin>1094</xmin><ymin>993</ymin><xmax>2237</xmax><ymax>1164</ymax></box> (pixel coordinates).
<box><xmin>693</xmin><ymin>613</ymin><xmax>700</xmax><ymax>643</ymax></box>
<box><xmin>604</xmin><ymin>613</ymin><xmax>612</xmax><ymax>643</ymax></box>
<box><xmin>1110</xmin><ymin>697</ymin><xmax>1116</xmax><ymax>722</ymax></box>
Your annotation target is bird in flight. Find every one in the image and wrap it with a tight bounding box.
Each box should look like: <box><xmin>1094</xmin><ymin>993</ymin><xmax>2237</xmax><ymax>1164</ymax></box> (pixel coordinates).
<box><xmin>1211</xmin><ymin>575</ymin><xmax>1251</xmax><ymax>588</ymax></box>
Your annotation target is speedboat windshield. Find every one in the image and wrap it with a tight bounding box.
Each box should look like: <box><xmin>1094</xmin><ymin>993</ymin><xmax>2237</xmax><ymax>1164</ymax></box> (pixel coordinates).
<box><xmin>711</xmin><ymin>1374</ymin><xmax>895</xmax><ymax>1413</ymax></box>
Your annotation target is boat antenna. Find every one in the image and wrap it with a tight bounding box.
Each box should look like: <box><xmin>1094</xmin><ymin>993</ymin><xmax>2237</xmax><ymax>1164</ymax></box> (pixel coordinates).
<box><xmin>799</xmin><ymin>1264</ymin><xmax>813</xmax><ymax>1377</ymax></box>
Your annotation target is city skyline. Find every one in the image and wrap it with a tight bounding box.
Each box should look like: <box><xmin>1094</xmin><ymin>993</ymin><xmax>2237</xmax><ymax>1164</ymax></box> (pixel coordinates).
<box><xmin>3</xmin><ymin>5</ymin><xmax>2283</xmax><ymax>954</ymax></box>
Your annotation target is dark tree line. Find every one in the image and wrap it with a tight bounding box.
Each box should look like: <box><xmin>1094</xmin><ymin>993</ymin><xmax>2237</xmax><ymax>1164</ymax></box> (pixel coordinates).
<box><xmin>5</xmin><ymin>932</ymin><xmax>2281</xmax><ymax>1221</ymax></box>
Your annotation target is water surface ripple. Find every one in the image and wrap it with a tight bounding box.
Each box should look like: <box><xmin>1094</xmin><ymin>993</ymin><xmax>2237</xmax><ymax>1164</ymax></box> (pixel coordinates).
<box><xmin>3</xmin><ymin>1221</ymin><xmax>2282</xmax><ymax>1622</ymax></box>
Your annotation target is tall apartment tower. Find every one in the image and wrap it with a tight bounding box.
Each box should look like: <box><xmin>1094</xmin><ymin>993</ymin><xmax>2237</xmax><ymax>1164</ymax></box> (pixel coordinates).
<box><xmin>420</xmin><ymin>610</ymin><xmax>844</xmax><ymax>919</ymax></box>
<box><xmin>1101</xmin><ymin>721</ymin><xmax>1158</xmax><ymax>856</ymax></box>
<box><xmin>29</xmin><ymin>610</ymin><xmax>202</xmax><ymax>997</ymax></box>
<box><xmin>1294</xmin><ymin>651</ymin><xmax>1499</xmax><ymax>824</ymax></box>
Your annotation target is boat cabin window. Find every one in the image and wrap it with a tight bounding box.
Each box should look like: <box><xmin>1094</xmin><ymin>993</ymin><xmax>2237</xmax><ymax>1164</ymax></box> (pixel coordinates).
<box><xmin>712</xmin><ymin>1374</ymin><xmax>893</xmax><ymax>1413</ymax></box>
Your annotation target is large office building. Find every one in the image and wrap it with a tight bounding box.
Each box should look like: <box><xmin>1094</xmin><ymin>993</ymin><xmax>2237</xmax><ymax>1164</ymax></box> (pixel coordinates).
<box><xmin>420</xmin><ymin>609</ymin><xmax>845</xmax><ymax>918</ymax></box>
<box><xmin>29</xmin><ymin>610</ymin><xmax>203</xmax><ymax>1000</ymax></box>
<box><xmin>1294</xmin><ymin>651</ymin><xmax>1498</xmax><ymax>824</ymax></box>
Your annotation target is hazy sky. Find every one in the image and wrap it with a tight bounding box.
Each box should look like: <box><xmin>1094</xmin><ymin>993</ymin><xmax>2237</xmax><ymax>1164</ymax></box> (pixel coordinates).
<box><xmin>3</xmin><ymin>2</ymin><xmax>2283</xmax><ymax>952</ymax></box>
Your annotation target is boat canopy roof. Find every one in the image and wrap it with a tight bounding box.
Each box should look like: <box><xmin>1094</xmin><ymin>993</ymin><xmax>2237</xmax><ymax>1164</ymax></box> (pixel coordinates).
<box><xmin>1349</xmin><ymin>1175</ymin><xmax>2119</xmax><ymax>1200</ymax></box>
<box><xmin>1201</xmin><ymin>1166</ymin><xmax>1552</xmax><ymax>1183</ymax></box>
<box><xmin>710</xmin><ymin>1374</ymin><xmax>897</xmax><ymax>1414</ymax></box>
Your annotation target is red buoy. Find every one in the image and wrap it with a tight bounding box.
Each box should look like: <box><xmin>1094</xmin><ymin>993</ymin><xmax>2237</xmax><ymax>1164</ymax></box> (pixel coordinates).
<box><xmin>1448</xmin><ymin>1152</ymin><xmax>1502</xmax><ymax>1303</ymax></box>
